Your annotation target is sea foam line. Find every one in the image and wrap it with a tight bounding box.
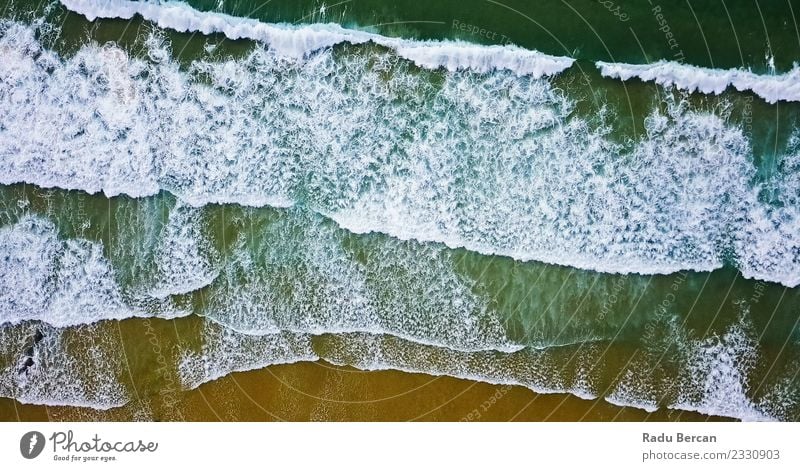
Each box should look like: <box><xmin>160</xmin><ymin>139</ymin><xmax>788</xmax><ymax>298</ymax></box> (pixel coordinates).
<box><xmin>60</xmin><ymin>0</ymin><xmax>574</xmax><ymax>77</ymax></box>
<box><xmin>60</xmin><ymin>0</ymin><xmax>800</xmax><ymax>103</ymax></box>
<box><xmin>2</xmin><ymin>18</ymin><xmax>799</xmax><ymax>288</ymax></box>
<box><xmin>597</xmin><ymin>60</ymin><xmax>800</xmax><ymax>104</ymax></box>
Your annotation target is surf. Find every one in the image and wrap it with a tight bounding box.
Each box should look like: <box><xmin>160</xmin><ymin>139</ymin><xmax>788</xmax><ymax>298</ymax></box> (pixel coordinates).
<box><xmin>61</xmin><ymin>0</ymin><xmax>574</xmax><ymax>77</ymax></box>
<box><xmin>2</xmin><ymin>19</ymin><xmax>799</xmax><ymax>287</ymax></box>
<box><xmin>598</xmin><ymin>60</ymin><xmax>800</xmax><ymax>104</ymax></box>
<box><xmin>60</xmin><ymin>0</ymin><xmax>800</xmax><ymax>104</ymax></box>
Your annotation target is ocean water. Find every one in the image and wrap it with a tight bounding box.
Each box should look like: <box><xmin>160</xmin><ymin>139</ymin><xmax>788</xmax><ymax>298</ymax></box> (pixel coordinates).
<box><xmin>0</xmin><ymin>0</ymin><xmax>798</xmax><ymax>421</ymax></box>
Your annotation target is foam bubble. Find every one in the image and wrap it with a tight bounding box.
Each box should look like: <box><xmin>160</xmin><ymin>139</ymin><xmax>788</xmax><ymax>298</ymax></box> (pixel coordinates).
<box><xmin>597</xmin><ymin>60</ymin><xmax>800</xmax><ymax>104</ymax></box>
<box><xmin>200</xmin><ymin>210</ymin><xmax>519</xmax><ymax>353</ymax></box>
<box><xmin>61</xmin><ymin>0</ymin><xmax>800</xmax><ymax>103</ymax></box>
<box><xmin>0</xmin><ymin>322</ymin><xmax>128</xmax><ymax>409</ymax></box>
<box><xmin>162</xmin><ymin>315</ymin><xmax>794</xmax><ymax>421</ymax></box>
<box><xmin>320</xmin><ymin>332</ymin><xmax>590</xmax><ymax>397</ymax></box>
<box><xmin>734</xmin><ymin>140</ymin><xmax>800</xmax><ymax>287</ymax></box>
<box><xmin>0</xmin><ymin>216</ymin><xmax>133</xmax><ymax>326</ymax></box>
<box><xmin>607</xmin><ymin>311</ymin><xmax>780</xmax><ymax>421</ymax></box>
<box><xmin>0</xmin><ymin>215</ymin><xmax>187</xmax><ymax>327</ymax></box>
<box><xmin>670</xmin><ymin>315</ymin><xmax>773</xmax><ymax>421</ymax></box>
<box><xmin>148</xmin><ymin>202</ymin><xmax>219</xmax><ymax>298</ymax></box>
<box><xmin>61</xmin><ymin>0</ymin><xmax>573</xmax><ymax>77</ymax></box>
<box><xmin>178</xmin><ymin>319</ymin><xmax>317</xmax><ymax>389</ymax></box>
<box><xmin>604</xmin><ymin>345</ymin><xmax>673</xmax><ymax>414</ymax></box>
<box><xmin>605</xmin><ymin>373</ymin><xmax>660</xmax><ymax>413</ymax></box>
<box><xmin>1</xmin><ymin>20</ymin><xmax>798</xmax><ymax>287</ymax></box>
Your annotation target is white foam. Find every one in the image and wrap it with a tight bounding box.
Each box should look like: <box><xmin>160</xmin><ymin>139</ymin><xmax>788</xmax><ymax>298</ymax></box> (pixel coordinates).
<box><xmin>0</xmin><ymin>215</ymin><xmax>188</xmax><ymax>327</ymax></box>
<box><xmin>607</xmin><ymin>310</ymin><xmax>779</xmax><ymax>421</ymax></box>
<box><xmin>199</xmin><ymin>211</ymin><xmax>521</xmax><ymax>353</ymax></box>
<box><xmin>669</xmin><ymin>315</ymin><xmax>774</xmax><ymax>422</ymax></box>
<box><xmin>320</xmin><ymin>332</ymin><xmax>593</xmax><ymax>400</ymax></box>
<box><xmin>0</xmin><ymin>216</ymin><xmax>133</xmax><ymax>326</ymax></box>
<box><xmin>62</xmin><ymin>0</ymin><xmax>800</xmax><ymax>103</ymax></box>
<box><xmin>1</xmin><ymin>20</ymin><xmax>798</xmax><ymax>287</ymax></box>
<box><xmin>154</xmin><ymin>321</ymin><xmax>796</xmax><ymax>421</ymax></box>
<box><xmin>178</xmin><ymin>319</ymin><xmax>318</xmax><ymax>389</ymax></box>
<box><xmin>308</xmin><ymin>330</ymin><xmax>790</xmax><ymax>420</ymax></box>
<box><xmin>734</xmin><ymin>140</ymin><xmax>800</xmax><ymax>288</ymax></box>
<box><xmin>148</xmin><ymin>202</ymin><xmax>219</xmax><ymax>298</ymax></box>
<box><xmin>753</xmin><ymin>360</ymin><xmax>800</xmax><ymax>421</ymax></box>
<box><xmin>605</xmin><ymin>394</ymin><xmax>659</xmax><ymax>413</ymax></box>
<box><xmin>604</xmin><ymin>364</ymin><xmax>662</xmax><ymax>414</ymax></box>
<box><xmin>597</xmin><ymin>60</ymin><xmax>800</xmax><ymax>104</ymax></box>
<box><xmin>0</xmin><ymin>322</ymin><xmax>128</xmax><ymax>409</ymax></box>
<box><xmin>61</xmin><ymin>0</ymin><xmax>573</xmax><ymax>77</ymax></box>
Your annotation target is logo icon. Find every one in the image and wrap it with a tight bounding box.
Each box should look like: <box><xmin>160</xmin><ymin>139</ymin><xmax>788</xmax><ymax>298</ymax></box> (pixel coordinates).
<box><xmin>20</xmin><ymin>431</ymin><xmax>45</xmax><ymax>459</ymax></box>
